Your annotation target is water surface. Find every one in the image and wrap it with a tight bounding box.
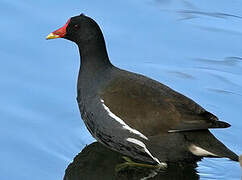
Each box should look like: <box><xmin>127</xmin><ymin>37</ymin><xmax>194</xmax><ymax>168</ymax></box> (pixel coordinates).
<box><xmin>0</xmin><ymin>0</ymin><xmax>241</xmax><ymax>179</ymax></box>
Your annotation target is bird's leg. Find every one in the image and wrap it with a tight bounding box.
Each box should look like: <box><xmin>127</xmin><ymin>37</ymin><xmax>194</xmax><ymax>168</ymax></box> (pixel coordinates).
<box><xmin>115</xmin><ymin>156</ymin><xmax>166</xmax><ymax>172</ymax></box>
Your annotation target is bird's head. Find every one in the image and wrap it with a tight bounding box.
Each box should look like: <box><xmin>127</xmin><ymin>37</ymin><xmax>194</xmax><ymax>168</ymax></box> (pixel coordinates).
<box><xmin>46</xmin><ymin>14</ymin><xmax>102</xmax><ymax>45</ymax></box>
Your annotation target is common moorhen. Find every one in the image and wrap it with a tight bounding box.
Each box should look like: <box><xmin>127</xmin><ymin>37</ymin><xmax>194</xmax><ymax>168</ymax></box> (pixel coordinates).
<box><xmin>46</xmin><ymin>14</ymin><xmax>239</xmax><ymax>168</ymax></box>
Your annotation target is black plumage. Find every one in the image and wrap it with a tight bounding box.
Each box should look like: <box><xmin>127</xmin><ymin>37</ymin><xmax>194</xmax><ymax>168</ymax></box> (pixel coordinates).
<box><xmin>47</xmin><ymin>14</ymin><xmax>239</xmax><ymax>164</ymax></box>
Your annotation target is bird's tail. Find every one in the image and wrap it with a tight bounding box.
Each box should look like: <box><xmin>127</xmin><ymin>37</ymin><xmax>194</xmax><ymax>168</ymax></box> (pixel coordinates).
<box><xmin>184</xmin><ymin>130</ymin><xmax>239</xmax><ymax>162</ymax></box>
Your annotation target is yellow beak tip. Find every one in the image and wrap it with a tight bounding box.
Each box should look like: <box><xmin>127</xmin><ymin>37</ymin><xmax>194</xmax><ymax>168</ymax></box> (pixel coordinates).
<box><xmin>46</xmin><ymin>33</ymin><xmax>60</xmax><ymax>40</ymax></box>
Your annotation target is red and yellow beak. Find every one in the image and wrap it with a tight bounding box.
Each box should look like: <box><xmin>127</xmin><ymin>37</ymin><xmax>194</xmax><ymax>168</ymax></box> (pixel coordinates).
<box><xmin>46</xmin><ymin>19</ymin><xmax>70</xmax><ymax>40</ymax></box>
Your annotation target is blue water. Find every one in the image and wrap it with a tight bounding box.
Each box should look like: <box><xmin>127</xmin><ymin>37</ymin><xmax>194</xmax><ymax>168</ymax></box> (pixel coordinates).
<box><xmin>0</xmin><ymin>0</ymin><xmax>241</xmax><ymax>179</ymax></box>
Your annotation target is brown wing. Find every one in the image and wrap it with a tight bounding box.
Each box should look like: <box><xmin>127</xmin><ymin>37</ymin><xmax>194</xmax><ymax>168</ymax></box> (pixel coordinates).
<box><xmin>99</xmin><ymin>71</ymin><xmax>230</xmax><ymax>136</ymax></box>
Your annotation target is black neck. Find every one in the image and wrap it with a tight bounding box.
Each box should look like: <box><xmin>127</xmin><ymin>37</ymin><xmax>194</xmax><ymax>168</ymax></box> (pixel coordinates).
<box><xmin>78</xmin><ymin>35</ymin><xmax>112</xmax><ymax>75</ymax></box>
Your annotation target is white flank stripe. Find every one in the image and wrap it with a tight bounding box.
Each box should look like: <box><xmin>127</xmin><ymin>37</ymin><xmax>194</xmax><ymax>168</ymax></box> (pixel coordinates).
<box><xmin>189</xmin><ymin>144</ymin><xmax>218</xmax><ymax>156</ymax></box>
<box><xmin>126</xmin><ymin>138</ymin><xmax>167</xmax><ymax>167</ymax></box>
<box><xmin>168</xmin><ymin>129</ymin><xmax>183</xmax><ymax>133</ymax></box>
<box><xmin>101</xmin><ymin>99</ymin><xmax>148</xmax><ymax>140</ymax></box>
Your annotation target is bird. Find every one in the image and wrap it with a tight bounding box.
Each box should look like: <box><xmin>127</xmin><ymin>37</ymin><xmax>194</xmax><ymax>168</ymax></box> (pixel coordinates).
<box><xmin>46</xmin><ymin>14</ymin><xmax>239</xmax><ymax>168</ymax></box>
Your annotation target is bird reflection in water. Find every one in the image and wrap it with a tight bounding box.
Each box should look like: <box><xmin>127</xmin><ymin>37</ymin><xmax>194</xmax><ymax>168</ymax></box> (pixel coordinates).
<box><xmin>63</xmin><ymin>142</ymin><xmax>199</xmax><ymax>180</ymax></box>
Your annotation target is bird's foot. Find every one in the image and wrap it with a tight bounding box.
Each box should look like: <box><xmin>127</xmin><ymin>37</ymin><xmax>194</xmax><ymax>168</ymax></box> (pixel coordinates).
<box><xmin>115</xmin><ymin>156</ymin><xmax>167</xmax><ymax>173</ymax></box>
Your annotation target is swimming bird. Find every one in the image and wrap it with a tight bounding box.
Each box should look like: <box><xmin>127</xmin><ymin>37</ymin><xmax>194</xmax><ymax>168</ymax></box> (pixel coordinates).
<box><xmin>46</xmin><ymin>14</ymin><xmax>239</xmax><ymax>168</ymax></box>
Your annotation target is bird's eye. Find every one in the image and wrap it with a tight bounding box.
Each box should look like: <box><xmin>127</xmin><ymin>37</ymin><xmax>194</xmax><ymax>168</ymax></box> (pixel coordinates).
<box><xmin>74</xmin><ymin>24</ymin><xmax>80</xmax><ymax>30</ymax></box>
